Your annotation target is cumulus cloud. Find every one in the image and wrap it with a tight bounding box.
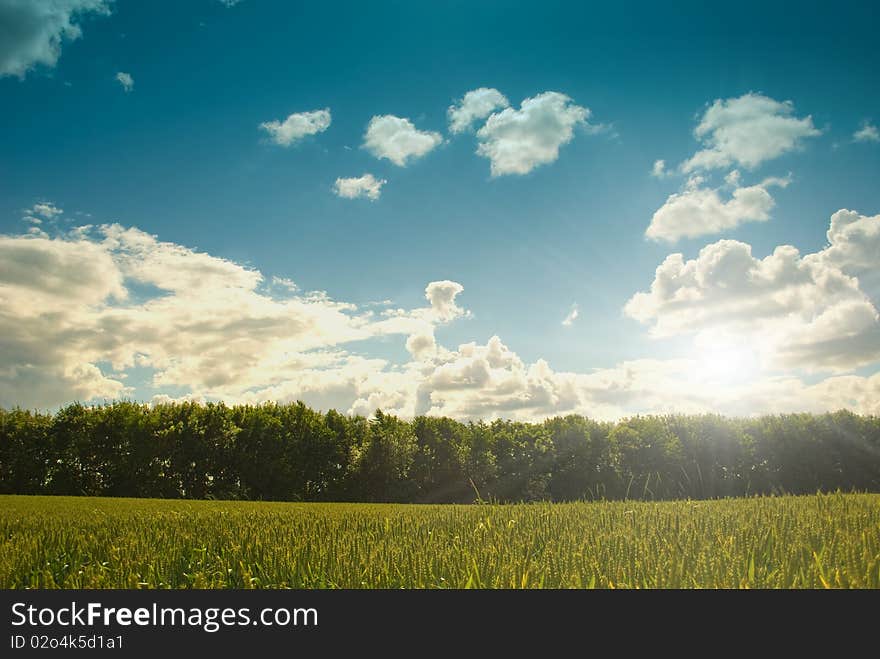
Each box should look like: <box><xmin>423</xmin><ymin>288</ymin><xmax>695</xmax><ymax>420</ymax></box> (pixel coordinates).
<box><xmin>447</xmin><ymin>87</ymin><xmax>510</xmax><ymax>134</ymax></box>
<box><xmin>260</xmin><ymin>109</ymin><xmax>331</xmax><ymax>146</ymax></box>
<box><xmin>681</xmin><ymin>93</ymin><xmax>821</xmax><ymax>172</ymax></box>
<box><xmin>572</xmin><ymin>362</ymin><xmax>880</xmax><ymax>419</ymax></box>
<box><xmin>475</xmin><ymin>92</ymin><xmax>595</xmax><ymax>176</ymax></box>
<box><xmin>627</xmin><ymin>214</ymin><xmax>880</xmax><ymax>372</ymax></box>
<box><xmin>333</xmin><ymin>174</ymin><xmax>386</xmax><ymax>201</ymax></box>
<box><xmin>244</xmin><ymin>339</ymin><xmax>880</xmax><ymax>420</ymax></box>
<box><xmin>393</xmin><ymin>337</ymin><xmax>880</xmax><ymax>421</ymax></box>
<box><xmin>561</xmin><ymin>304</ymin><xmax>578</xmax><ymax>326</ymax></box>
<box><xmin>0</xmin><ymin>232</ymin><xmax>126</xmax><ymax>312</ymax></box>
<box><xmin>246</xmin><ymin>352</ymin><xmax>880</xmax><ymax>421</ymax></box>
<box><xmin>363</xmin><ymin>115</ymin><xmax>442</xmax><ymax>166</ymax></box>
<box><xmin>22</xmin><ymin>201</ymin><xmax>63</xmax><ymax>224</ymax></box>
<box><xmin>406</xmin><ymin>332</ymin><xmax>436</xmax><ymax>360</ymax></box>
<box><xmin>0</xmin><ymin>223</ymin><xmax>466</xmax><ymax>410</ymax></box>
<box><xmin>0</xmin><ymin>0</ymin><xmax>112</xmax><ymax>79</ymax></box>
<box><xmin>2</xmin><ymin>222</ymin><xmax>877</xmax><ymax>420</ymax></box>
<box><xmin>424</xmin><ymin>280</ymin><xmax>466</xmax><ymax>322</ymax></box>
<box><xmin>651</xmin><ymin>159</ymin><xmax>668</xmax><ymax>178</ymax></box>
<box><xmin>645</xmin><ymin>174</ymin><xmax>790</xmax><ymax>242</ymax></box>
<box><xmin>821</xmin><ymin>209</ymin><xmax>880</xmax><ymax>275</ymax></box>
<box><xmin>724</xmin><ymin>170</ymin><xmax>741</xmax><ymax>187</ymax></box>
<box><xmin>853</xmin><ymin>121</ymin><xmax>879</xmax><ymax>144</ymax></box>
<box><xmin>820</xmin><ymin>209</ymin><xmax>880</xmax><ymax>300</ymax></box>
<box><xmin>115</xmin><ymin>71</ymin><xmax>133</xmax><ymax>92</ymax></box>
<box><xmin>32</xmin><ymin>201</ymin><xmax>63</xmax><ymax>218</ymax></box>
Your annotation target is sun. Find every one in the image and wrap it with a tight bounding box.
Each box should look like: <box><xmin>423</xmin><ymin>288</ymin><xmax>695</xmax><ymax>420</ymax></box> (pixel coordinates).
<box><xmin>691</xmin><ymin>336</ymin><xmax>761</xmax><ymax>384</ymax></box>
<box><xmin>700</xmin><ymin>345</ymin><xmax>747</xmax><ymax>379</ymax></box>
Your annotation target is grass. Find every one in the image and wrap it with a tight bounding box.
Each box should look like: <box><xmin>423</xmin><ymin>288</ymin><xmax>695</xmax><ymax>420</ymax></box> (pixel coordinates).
<box><xmin>1</xmin><ymin>493</ymin><xmax>878</xmax><ymax>588</ymax></box>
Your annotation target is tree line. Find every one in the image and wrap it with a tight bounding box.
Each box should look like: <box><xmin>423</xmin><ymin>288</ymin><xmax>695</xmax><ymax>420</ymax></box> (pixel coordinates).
<box><xmin>1</xmin><ymin>401</ymin><xmax>879</xmax><ymax>502</ymax></box>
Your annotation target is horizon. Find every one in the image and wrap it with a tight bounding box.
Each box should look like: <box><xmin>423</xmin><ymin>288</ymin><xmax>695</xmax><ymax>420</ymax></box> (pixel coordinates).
<box><xmin>1</xmin><ymin>398</ymin><xmax>875</xmax><ymax>425</ymax></box>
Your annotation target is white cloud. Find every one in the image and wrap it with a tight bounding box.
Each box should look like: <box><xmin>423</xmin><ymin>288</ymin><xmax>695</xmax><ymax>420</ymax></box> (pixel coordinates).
<box><xmin>820</xmin><ymin>209</ymin><xmax>880</xmax><ymax>301</ymax></box>
<box><xmin>651</xmin><ymin>159</ymin><xmax>668</xmax><ymax>178</ymax></box>
<box><xmin>218</xmin><ymin>0</ymin><xmax>243</xmax><ymax>6</ymax></box>
<box><xmin>406</xmin><ymin>332</ymin><xmax>436</xmax><ymax>360</ymax></box>
<box><xmin>475</xmin><ymin>92</ymin><xmax>594</xmax><ymax>176</ymax></box>
<box><xmin>260</xmin><ymin>109</ymin><xmax>331</xmax><ymax>146</ymax></box>
<box><xmin>167</xmin><ymin>349</ymin><xmax>880</xmax><ymax>421</ymax></box>
<box><xmin>447</xmin><ymin>87</ymin><xmax>510</xmax><ymax>134</ymax></box>
<box><xmin>32</xmin><ymin>201</ymin><xmax>63</xmax><ymax>218</ymax></box>
<box><xmin>23</xmin><ymin>201</ymin><xmax>63</xmax><ymax>224</ymax></box>
<box><xmin>627</xmin><ymin>215</ymin><xmax>880</xmax><ymax>373</ymax></box>
<box><xmin>0</xmin><ymin>232</ymin><xmax>126</xmax><ymax>312</ymax></box>
<box><xmin>363</xmin><ymin>115</ymin><xmax>442</xmax><ymax>166</ymax></box>
<box><xmin>561</xmin><ymin>304</ymin><xmax>579</xmax><ymax>326</ymax></box>
<box><xmin>0</xmin><ymin>223</ymin><xmax>467</xmax><ymax>410</ymax></box>
<box><xmin>333</xmin><ymin>174</ymin><xmax>386</xmax><ymax>201</ymax></box>
<box><xmin>571</xmin><ymin>361</ymin><xmax>880</xmax><ymax>419</ymax></box>
<box><xmin>115</xmin><ymin>71</ymin><xmax>133</xmax><ymax>92</ymax></box>
<box><xmin>411</xmin><ymin>335</ymin><xmax>577</xmax><ymax>419</ymax></box>
<box><xmin>1</xmin><ymin>222</ymin><xmax>877</xmax><ymax>420</ymax></box>
<box><xmin>821</xmin><ymin>209</ymin><xmax>880</xmax><ymax>275</ymax></box>
<box><xmin>390</xmin><ymin>337</ymin><xmax>880</xmax><ymax>421</ymax></box>
<box><xmin>853</xmin><ymin>121</ymin><xmax>879</xmax><ymax>143</ymax></box>
<box><xmin>0</xmin><ymin>0</ymin><xmax>112</xmax><ymax>79</ymax></box>
<box><xmin>681</xmin><ymin>93</ymin><xmax>821</xmax><ymax>172</ymax></box>
<box><xmin>646</xmin><ymin>174</ymin><xmax>789</xmax><ymax>242</ymax></box>
<box><xmin>424</xmin><ymin>280</ymin><xmax>466</xmax><ymax>322</ymax></box>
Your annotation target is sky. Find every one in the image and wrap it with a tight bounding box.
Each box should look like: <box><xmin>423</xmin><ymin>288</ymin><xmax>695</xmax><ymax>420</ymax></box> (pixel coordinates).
<box><xmin>1</xmin><ymin>0</ymin><xmax>878</xmax><ymax>420</ymax></box>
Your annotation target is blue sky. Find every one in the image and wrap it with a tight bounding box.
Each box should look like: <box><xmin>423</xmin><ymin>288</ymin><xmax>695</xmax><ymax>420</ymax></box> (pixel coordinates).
<box><xmin>1</xmin><ymin>0</ymin><xmax>878</xmax><ymax>419</ymax></box>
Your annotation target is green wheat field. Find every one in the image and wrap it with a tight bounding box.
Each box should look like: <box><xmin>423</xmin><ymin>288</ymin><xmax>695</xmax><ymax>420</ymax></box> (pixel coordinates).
<box><xmin>2</xmin><ymin>493</ymin><xmax>878</xmax><ymax>589</ymax></box>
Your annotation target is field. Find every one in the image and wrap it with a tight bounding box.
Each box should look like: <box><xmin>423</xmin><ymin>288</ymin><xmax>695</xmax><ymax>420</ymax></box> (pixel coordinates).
<box><xmin>1</xmin><ymin>493</ymin><xmax>878</xmax><ymax>588</ymax></box>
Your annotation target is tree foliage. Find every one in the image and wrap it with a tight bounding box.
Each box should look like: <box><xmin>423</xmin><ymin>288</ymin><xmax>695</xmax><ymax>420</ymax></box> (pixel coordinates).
<box><xmin>1</xmin><ymin>403</ymin><xmax>879</xmax><ymax>502</ymax></box>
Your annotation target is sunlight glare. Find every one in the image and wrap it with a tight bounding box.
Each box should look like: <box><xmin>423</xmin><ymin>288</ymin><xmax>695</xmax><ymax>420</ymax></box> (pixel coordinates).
<box><xmin>691</xmin><ymin>336</ymin><xmax>761</xmax><ymax>384</ymax></box>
